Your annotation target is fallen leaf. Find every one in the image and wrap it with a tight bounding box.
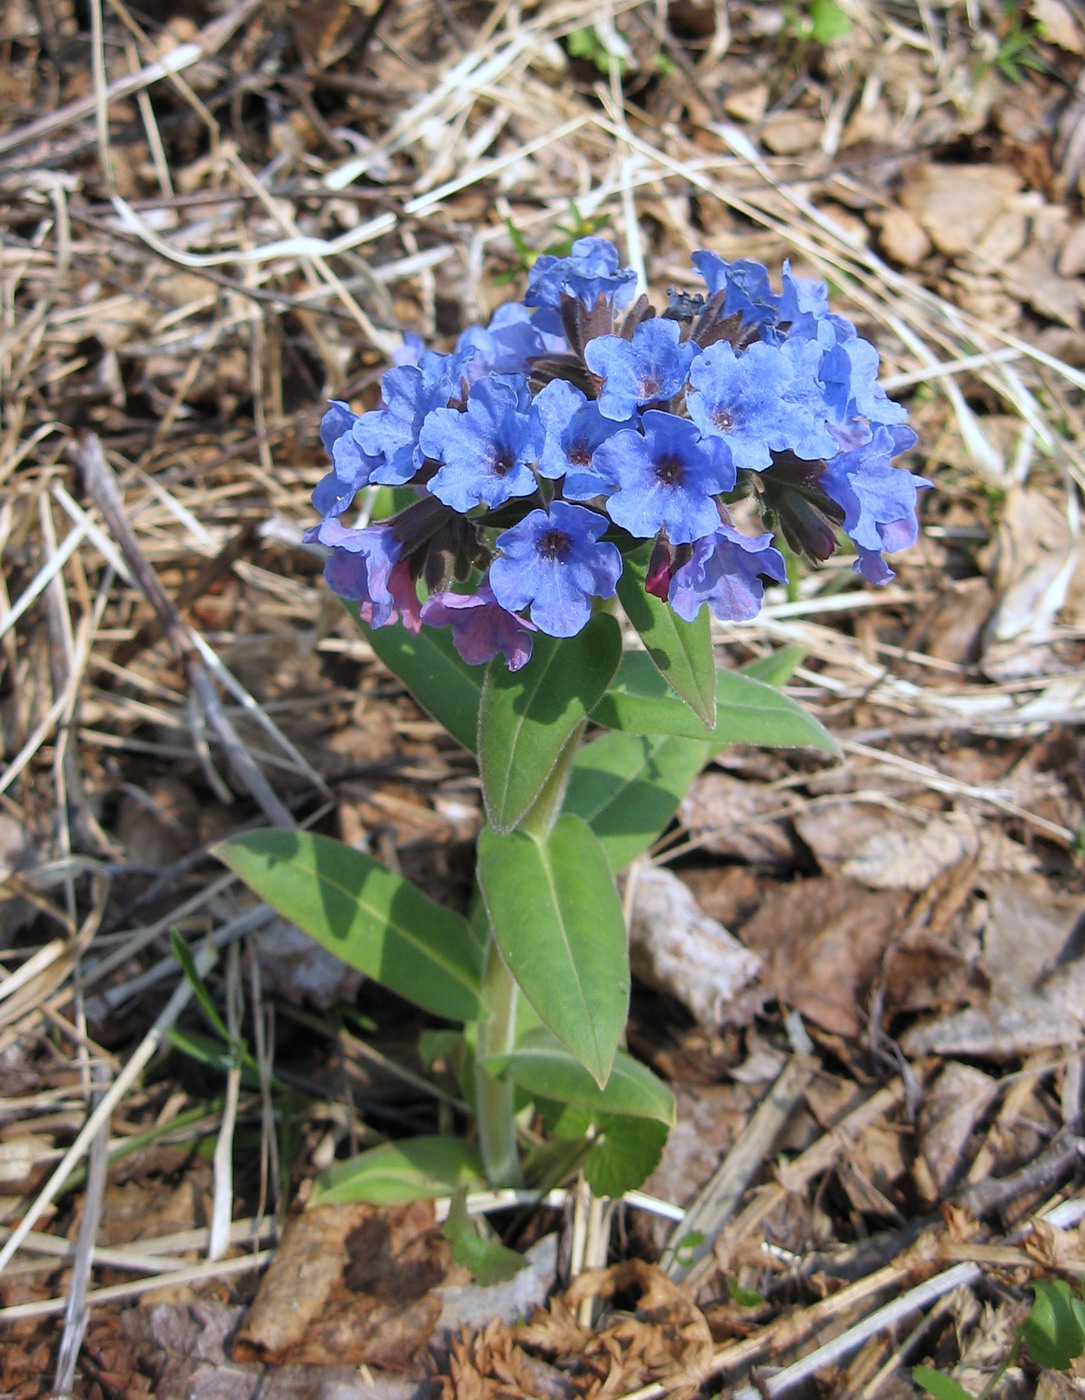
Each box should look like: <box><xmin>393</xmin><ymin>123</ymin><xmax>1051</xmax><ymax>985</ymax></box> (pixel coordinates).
<box><xmin>739</xmin><ymin>878</ymin><xmax>910</xmax><ymax>1036</ymax></box>
<box><xmin>916</xmin><ymin>1062</ymin><xmax>998</xmax><ymax>1199</ymax></box>
<box><xmin>630</xmin><ymin>867</ymin><xmax>762</xmax><ymax>1027</ymax></box>
<box><xmin>233</xmin><ymin>1201</ymin><xmax>463</xmax><ymax>1369</ymax></box>
<box><xmin>899</xmin><ymin>163</ymin><xmax>1022</xmax><ymax>257</ymax></box>
<box><xmin>678</xmin><ymin>772</ymin><xmax>795</xmax><ymax>865</ymax></box>
<box><xmin>841</xmin><ymin>815</ymin><xmax>979</xmax><ymax>891</ymax></box>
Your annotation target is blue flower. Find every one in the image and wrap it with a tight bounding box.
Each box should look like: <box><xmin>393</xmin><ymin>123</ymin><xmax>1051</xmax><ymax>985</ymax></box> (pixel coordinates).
<box><xmin>456</xmin><ymin>303</ymin><xmax>566</xmax><ymax>380</ymax></box>
<box><xmin>311</xmin><ymin>401</ymin><xmax>382</xmax><ymax>518</ymax></box>
<box><xmin>526</xmin><ymin>235</ymin><xmax>638</xmax><ymax>314</ymax></box>
<box><xmin>355</xmin><ymin>348</ymin><xmax>475</xmax><ymax>486</ymax></box>
<box><xmin>532</xmin><ymin>379</ymin><xmax>634</xmax><ymax>495</ymax></box>
<box><xmin>815</xmin><ymin>323</ymin><xmax>909</xmax><ymax>434</ymax></box>
<box><xmin>421</xmin><ymin>584</ymin><xmax>537</xmax><ymax>670</ymax></box>
<box><xmin>687</xmin><ymin>339</ymin><xmax>837</xmax><ymax>471</ymax></box>
<box><xmin>488</xmin><ymin>501</ymin><xmax>622</xmax><ymax>637</ymax></box>
<box><xmin>691</xmin><ymin>252</ymin><xmax>780</xmax><ymax>328</ymax></box>
<box><xmin>419</xmin><ymin>376</ymin><xmax>544</xmax><ymax>513</ymax></box>
<box><xmin>584</xmin><ymin>318</ymin><xmax>697</xmax><ymax>421</ymax></box>
<box><xmin>668</xmin><ymin>524</ymin><xmax>789</xmax><ymax>622</ymax></box>
<box><xmin>820</xmin><ymin>424</ymin><xmax>928</xmax><ymax>582</ymax></box>
<box><xmin>591</xmin><ymin>411</ymin><xmax>735</xmax><ymax>544</ymax></box>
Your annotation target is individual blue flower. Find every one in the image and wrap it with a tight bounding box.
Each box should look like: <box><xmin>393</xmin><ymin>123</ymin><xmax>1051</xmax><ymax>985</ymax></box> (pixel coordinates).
<box><xmin>778</xmin><ymin>260</ymin><xmax>830</xmax><ymax>331</ymax></box>
<box><xmin>310</xmin><ymin>402</ymin><xmax>381</xmax><ymax>519</ymax></box>
<box><xmin>584</xmin><ymin>318</ymin><xmax>697</xmax><ymax>421</ymax></box>
<box><xmin>355</xmin><ymin>348</ymin><xmax>474</xmax><ymax>486</ymax></box>
<box><xmin>668</xmin><ymin>524</ymin><xmax>789</xmax><ymax>622</ymax></box>
<box><xmin>525</xmin><ymin>235</ymin><xmax>638</xmax><ymax>314</ymax></box>
<box><xmin>591</xmin><ymin>411</ymin><xmax>735</xmax><ymax>544</ymax></box>
<box><xmin>488</xmin><ymin>501</ymin><xmax>621</xmax><ymax>637</ymax></box>
<box><xmin>391</xmin><ymin>332</ymin><xmax>426</xmax><ymax>368</ymax></box>
<box><xmin>532</xmin><ymin>379</ymin><xmax>633</xmax><ymax>494</ymax></box>
<box><xmin>419</xmin><ymin>376</ymin><xmax>544</xmax><ymax>512</ymax></box>
<box><xmin>420</xmin><ymin>583</ymin><xmax>537</xmax><ymax>670</ymax></box>
<box><xmin>691</xmin><ymin>252</ymin><xmax>780</xmax><ymax>328</ymax></box>
<box><xmin>815</xmin><ymin>322</ymin><xmax>908</xmax><ymax>432</ymax></box>
<box><xmin>312</xmin><ymin>520</ymin><xmax>421</xmax><ymax>632</ymax></box>
<box><xmin>820</xmin><ymin>424</ymin><xmax>928</xmax><ymax>582</ymax></box>
<box><xmin>687</xmin><ymin>339</ymin><xmax>836</xmax><ymax>472</ymax></box>
<box><xmin>457</xmin><ymin>303</ymin><xmax>566</xmax><ymax>380</ymax></box>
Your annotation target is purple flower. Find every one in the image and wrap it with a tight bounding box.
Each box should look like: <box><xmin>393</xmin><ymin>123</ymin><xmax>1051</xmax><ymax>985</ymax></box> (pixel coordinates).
<box><xmin>315</xmin><ymin>520</ymin><xmax>421</xmax><ymax>632</ymax></box>
<box><xmin>591</xmin><ymin>411</ymin><xmax>735</xmax><ymax>544</ymax></box>
<box><xmin>421</xmin><ymin>584</ymin><xmax>537</xmax><ymax>670</ymax></box>
<box><xmin>584</xmin><ymin>318</ymin><xmax>697</xmax><ymax>421</ymax></box>
<box><xmin>687</xmin><ymin>339</ymin><xmax>837</xmax><ymax>471</ymax></box>
<box><xmin>668</xmin><ymin>524</ymin><xmax>788</xmax><ymax>623</ymax></box>
<box><xmin>489</xmin><ymin>502</ymin><xmax>622</xmax><ymax>637</ymax></box>
<box><xmin>820</xmin><ymin>424</ymin><xmax>928</xmax><ymax>582</ymax></box>
<box><xmin>526</xmin><ymin>235</ymin><xmax>638</xmax><ymax>315</ymax></box>
<box><xmin>419</xmin><ymin>376</ymin><xmax>544</xmax><ymax>513</ymax></box>
<box><xmin>355</xmin><ymin>348</ymin><xmax>475</xmax><ymax>486</ymax></box>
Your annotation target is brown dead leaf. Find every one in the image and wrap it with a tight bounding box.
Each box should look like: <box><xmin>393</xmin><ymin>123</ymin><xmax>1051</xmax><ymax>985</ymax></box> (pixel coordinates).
<box><xmin>630</xmin><ymin>867</ymin><xmax>762</xmax><ymax>1026</ymax></box>
<box><xmin>739</xmin><ymin>878</ymin><xmax>910</xmax><ymax>1036</ymax></box>
<box><xmin>899</xmin><ymin>163</ymin><xmax>1023</xmax><ymax>257</ymax></box>
<box><xmin>902</xmin><ymin>876</ymin><xmax>1085</xmax><ymax>1057</ymax></box>
<box><xmin>916</xmin><ymin>1062</ymin><xmax>998</xmax><ymax>1200</ymax></box>
<box><xmin>234</xmin><ymin>1201</ymin><xmax>463</xmax><ymax>1369</ymax></box>
<box><xmin>982</xmin><ymin>486</ymin><xmax>1080</xmax><ymax>681</ymax></box>
<box><xmin>678</xmin><ymin>771</ymin><xmax>795</xmax><ymax>865</ymax></box>
<box><xmin>841</xmin><ymin>815</ymin><xmax>979</xmax><ymax>891</ymax></box>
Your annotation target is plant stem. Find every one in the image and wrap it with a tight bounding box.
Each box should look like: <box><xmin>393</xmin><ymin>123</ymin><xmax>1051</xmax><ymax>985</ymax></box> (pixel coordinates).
<box><xmin>476</xmin><ymin>935</ymin><xmax>522</xmax><ymax>1188</ymax></box>
<box><xmin>474</xmin><ymin>717</ymin><xmax>589</xmax><ymax>1186</ymax></box>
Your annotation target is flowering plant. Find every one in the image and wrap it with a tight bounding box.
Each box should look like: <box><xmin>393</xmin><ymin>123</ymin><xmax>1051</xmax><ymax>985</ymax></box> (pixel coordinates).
<box><xmin>216</xmin><ymin>237</ymin><xmax>925</xmax><ymax>1210</ymax></box>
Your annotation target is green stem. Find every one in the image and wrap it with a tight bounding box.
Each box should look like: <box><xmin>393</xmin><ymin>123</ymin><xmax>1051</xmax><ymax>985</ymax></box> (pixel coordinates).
<box><xmin>475</xmin><ymin>937</ymin><xmax>522</xmax><ymax>1188</ymax></box>
<box><xmin>474</xmin><ymin>717</ymin><xmax>590</xmax><ymax>1187</ymax></box>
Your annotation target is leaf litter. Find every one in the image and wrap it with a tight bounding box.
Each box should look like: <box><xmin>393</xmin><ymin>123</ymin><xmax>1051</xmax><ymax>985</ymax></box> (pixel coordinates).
<box><xmin>2</xmin><ymin>0</ymin><xmax>1085</xmax><ymax>1395</ymax></box>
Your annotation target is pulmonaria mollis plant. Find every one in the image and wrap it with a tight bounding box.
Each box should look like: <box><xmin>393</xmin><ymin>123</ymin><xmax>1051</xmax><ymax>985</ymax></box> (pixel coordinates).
<box><xmin>216</xmin><ymin>237</ymin><xmax>924</xmax><ymax>1228</ymax></box>
<box><xmin>306</xmin><ymin>236</ymin><xmax>926</xmax><ymax>669</ymax></box>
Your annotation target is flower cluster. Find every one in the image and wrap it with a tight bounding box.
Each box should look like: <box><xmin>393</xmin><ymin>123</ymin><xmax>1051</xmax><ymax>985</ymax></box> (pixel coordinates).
<box><xmin>308</xmin><ymin>237</ymin><xmax>927</xmax><ymax>670</ymax></box>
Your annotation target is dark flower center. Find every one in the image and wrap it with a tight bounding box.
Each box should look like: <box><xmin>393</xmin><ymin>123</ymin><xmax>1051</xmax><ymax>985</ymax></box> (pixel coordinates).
<box><xmin>568</xmin><ymin>443</ymin><xmax>592</xmax><ymax>467</ymax></box>
<box><xmin>639</xmin><ymin>373</ymin><xmax>662</xmax><ymax>399</ymax></box>
<box><xmin>492</xmin><ymin>447</ymin><xmax>516</xmax><ymax>476</ymax></box>
<box><xmin>654</xmin><ymin>453</ymin><xmax>685</xmax><ymax>486</ymax></box>
<box><xmin>711</xmin><ymin>406</ymin><xmax>735</xmax><ymax>432</ymax></box>
<box><xmin>537</xmin><ymin>529</ymin><xmax>571</xmax><ymax>560</ymax></box>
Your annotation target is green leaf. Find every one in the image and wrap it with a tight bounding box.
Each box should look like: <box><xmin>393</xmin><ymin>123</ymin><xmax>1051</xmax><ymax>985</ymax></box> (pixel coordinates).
<box><xmin>214</xmin><ymin>830</ymin><xmax>484</xmax><ymax>1022</ymax></box>
<box><xmin>911</xmin><ymin>1365</ymin><xmax>975</xmax><ymax>1400</ymax></box>
<box><xmin>564</xmin><ymin>731</ymin><xmax>707</xmax><ymax>871</ymax></box>
<box><xmin>713</xmin><ymin>669</ymin><xmax>839</xmax><ymax>754</ymax></box>
<box><xmin>617</xmin><ymin>544</ymin><xmax>716</xmax><ymax>728</ymax></box>
<box><xmin>477</xmin><ymin>816</ymin><xmax>629</xmax><ymax>1086</ymax></box>
<box><xmin>1022</xmin><ymin>1280</ymin><xmax>1085</xmax><ymax>1371</ymax></box>
<box><xmin>442</xmin><ymin>1192</ymin><xmax>527</xmax><ymax>1285</ymax></box>
<box><xmin>726</xmin><ymin>1278</ymin><xmax>765</xmax><ymax>1308</ymax></box>
<box><xmin>592</xmin><ymin>651</ymin><xmax>713</xmax><ymax>738</ymax></box>
<box><xmin>310</xmin><ymin>1136</ymin><xmax>486</xmax><ymax>1206</ymax></box>
<box><xmin>166</xmin><ymin>1027</ymin><xmax>240</xmax><ymax>1075</ymax></box>
<box><xmin>483</xmin><ymin>1028</ymin><xmax>675</xmax><ymax>1124</ymax></box>
<box><xmin>353</xmin><ymin>608</ymin><xmax>482</xmax><ymax>752</ymax></box>
<box><xmin>583</xmin><ymin>1115</ymin><xmax>668</xmax><ymax>1197</ymax></box>
<box><xmin>808</xmin><ymin>0</ymin><xmax>852</xmax><ymax>43</ymax></box>
<box><xmin>739</xmin><ymin>645</ymin><xmax>806</xmax><ymax>687</ymax></box>
<box><xmin>595</xmin><ymin>655</ymin><xmax>837</xmax><ymax>754</ymax></box>
<box><xmin>478</xmin><ymin>614</ymin><xmax>622</xmax><ymax>831</ymax></box>
<box><xmin>169</xmin><ymin>930</ymin><xmax>232</xmax><ymax>1047</ymax></box>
